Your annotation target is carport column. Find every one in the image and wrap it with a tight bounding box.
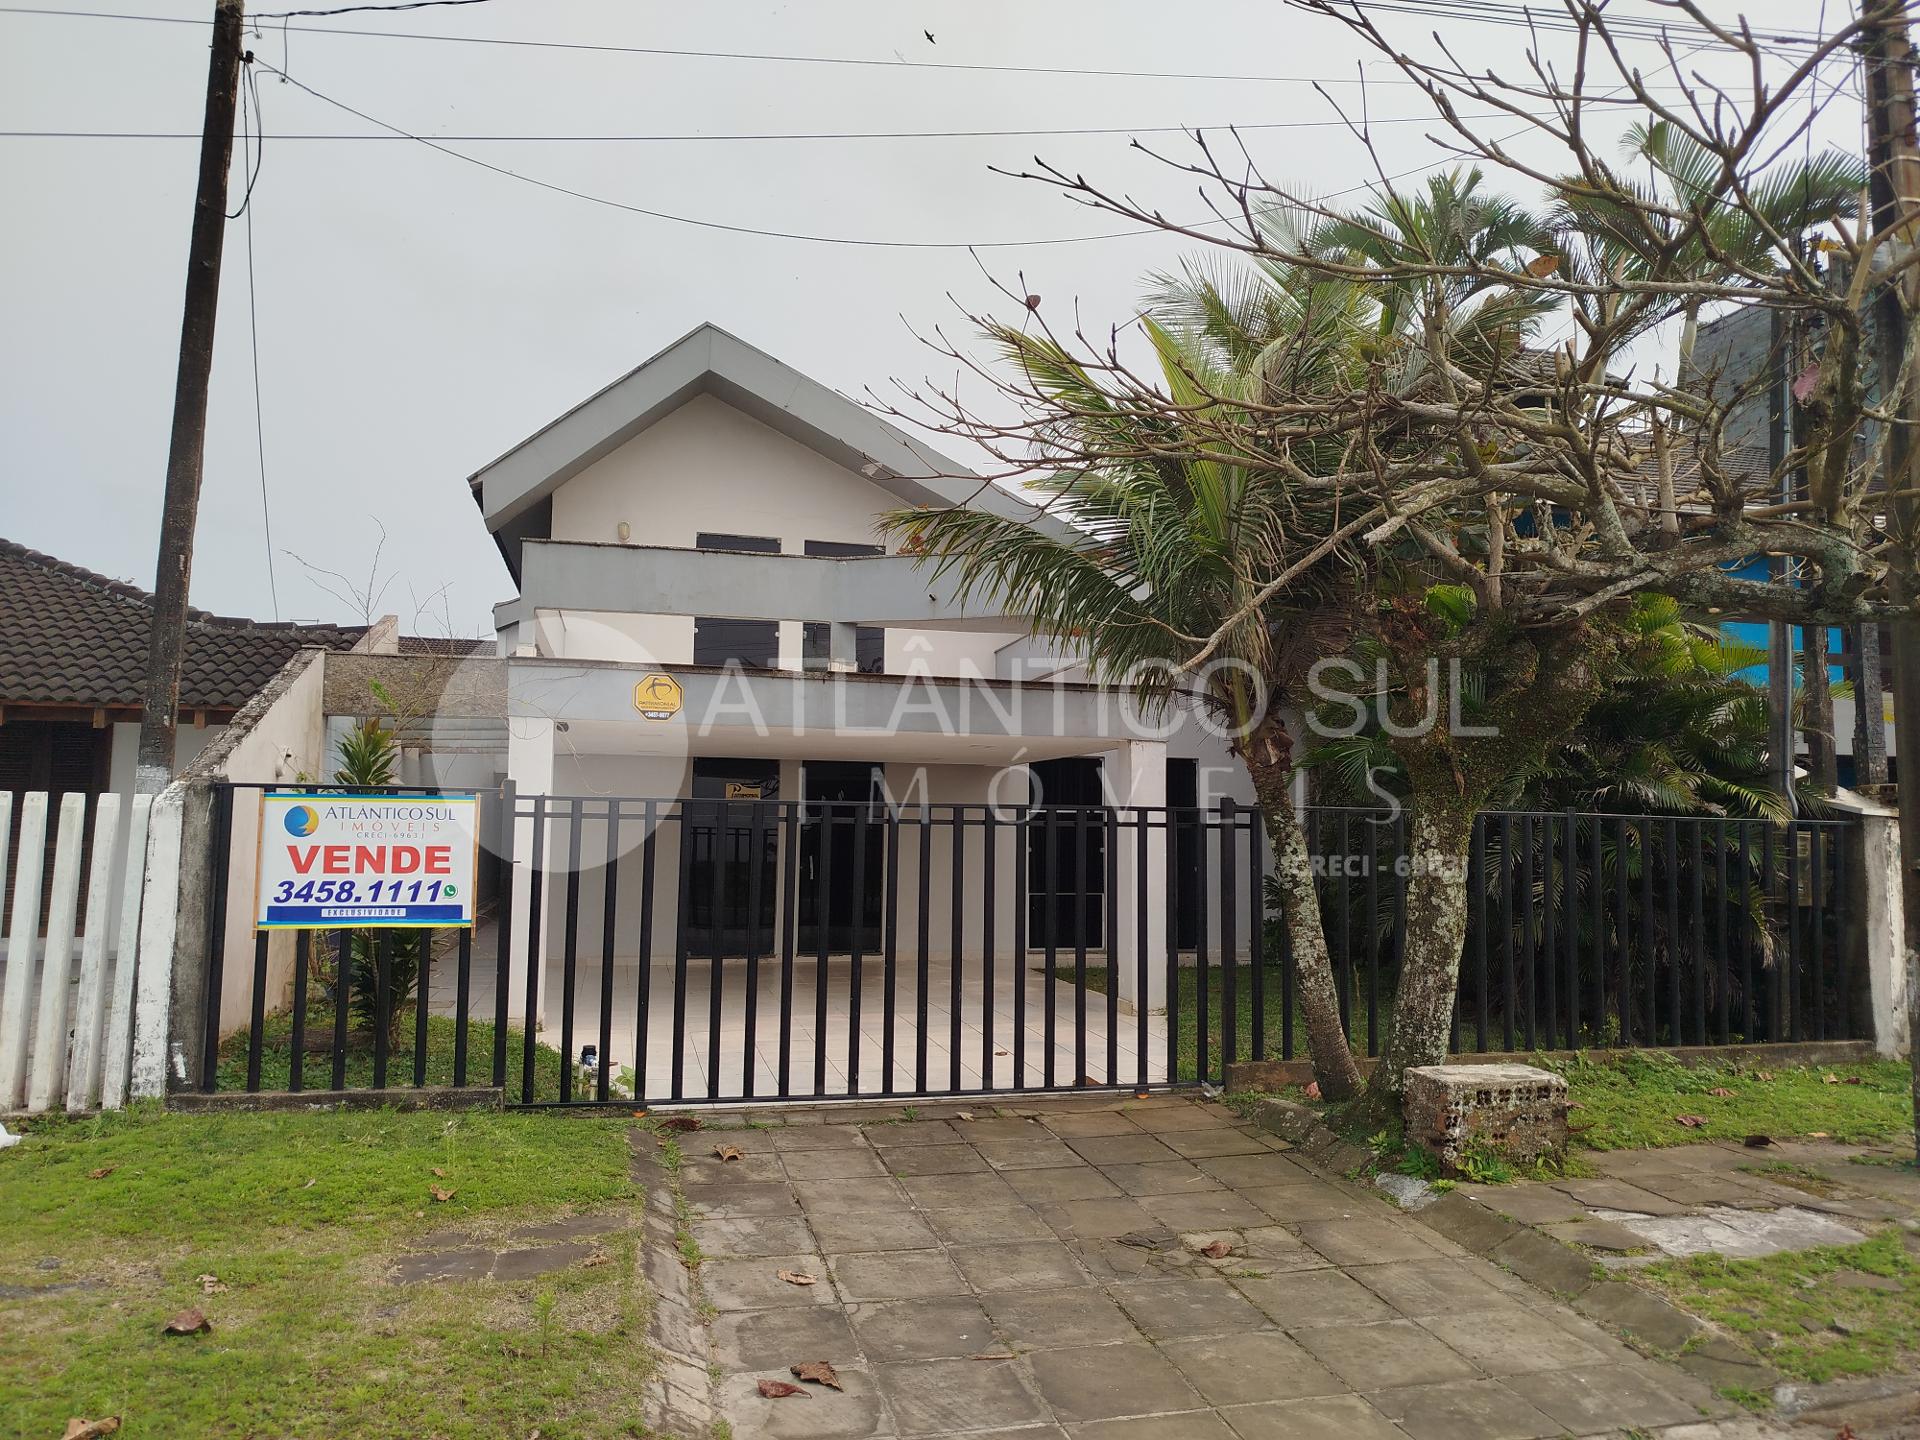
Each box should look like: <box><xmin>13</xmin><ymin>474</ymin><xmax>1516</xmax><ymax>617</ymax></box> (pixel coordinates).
<box><xmin>1827</xmin><ymin>790</ymin><xmax>1908</xmax><ymax>1057</ymax></box>
<box><xmin>1107</xmin><ymin>740</ymin><xmax>1168</xmax><ymax>1012</ymax></box>
<box><xmin>505</xmin><ymin>718</ymin><xmax>555</xmax><ymax>1028</ymax></box>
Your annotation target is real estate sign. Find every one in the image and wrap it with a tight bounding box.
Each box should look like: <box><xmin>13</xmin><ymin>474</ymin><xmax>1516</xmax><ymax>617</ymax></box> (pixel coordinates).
<box><xmin>256</xmin><ymin>792</ymin><xmax>479</xmax><ymax>929</ymax></box>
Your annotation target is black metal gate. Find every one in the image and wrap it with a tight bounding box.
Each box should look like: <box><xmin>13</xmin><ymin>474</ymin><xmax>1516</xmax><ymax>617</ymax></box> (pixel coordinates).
<box><xmin>198</xmin><ymin>784</ymin><xmax>1865</xmax><ymax>1108</ymax></box>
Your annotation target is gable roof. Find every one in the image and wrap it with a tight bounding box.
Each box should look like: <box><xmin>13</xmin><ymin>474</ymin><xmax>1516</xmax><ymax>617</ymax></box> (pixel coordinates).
<box><xmin>0</xmin><ymin>538</ymin><xmax>366</xmax><ymax>712</ymax></box>
<box><xmin>468</xmin><ymin>322</ymin><xmax>1067</xmax><ymax>580</ymax></box>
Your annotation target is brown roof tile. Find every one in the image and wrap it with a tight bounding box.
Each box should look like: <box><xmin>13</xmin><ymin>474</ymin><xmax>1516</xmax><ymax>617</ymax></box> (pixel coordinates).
<box><xmin>0</xmin><ymin>538</ymin><xmax>366</xmax><ymax>710</ymax></box>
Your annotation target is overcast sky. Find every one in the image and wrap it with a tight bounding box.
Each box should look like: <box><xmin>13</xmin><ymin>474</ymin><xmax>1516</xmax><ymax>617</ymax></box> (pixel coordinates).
<box><xmin>0</xmin><ymin>0</ymin><xmax>1862</xmax><ymax>637</ymax></box>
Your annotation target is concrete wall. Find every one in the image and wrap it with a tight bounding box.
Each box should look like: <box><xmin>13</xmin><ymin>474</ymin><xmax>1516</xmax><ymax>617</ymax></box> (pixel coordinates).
<box><xmin>538</xmin><ymin>392</ymin><xmax>1013</xmax><ymax>677</ymax></box>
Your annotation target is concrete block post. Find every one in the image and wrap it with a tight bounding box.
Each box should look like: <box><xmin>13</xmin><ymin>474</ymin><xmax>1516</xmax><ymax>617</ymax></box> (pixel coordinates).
<box><xmin>1827</xmin><ymin>789</ymin><xmax>1908</xmax><ymax>1058</ymax></box>
<box><xmin>1106</xmin><ymin>740</ymin><xmax>1168</xmax><ymax>1013</ymax></box>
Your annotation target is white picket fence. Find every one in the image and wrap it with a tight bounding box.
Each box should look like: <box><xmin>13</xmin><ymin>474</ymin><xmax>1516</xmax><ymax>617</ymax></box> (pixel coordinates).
<box><xmin>0</xmin><ymin>790</ymin><xmax>157</xmax><ymax>1112</ymax></box>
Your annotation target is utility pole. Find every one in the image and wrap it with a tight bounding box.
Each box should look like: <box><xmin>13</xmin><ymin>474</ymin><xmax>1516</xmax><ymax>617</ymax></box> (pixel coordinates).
<box><xmin>1766</xmin><ymin>307</ymin><xmax>1798</xmax><ymax>810</ymax></box>
<box><xmin>1861</xmin><ymin>0</ymin><xmax>1920</xmax><ymax>1163</ymax></box>
<box><xmin>134</xmin><ymin>0</ymin><xmax>247</xmax><ymax>795</ymax></box>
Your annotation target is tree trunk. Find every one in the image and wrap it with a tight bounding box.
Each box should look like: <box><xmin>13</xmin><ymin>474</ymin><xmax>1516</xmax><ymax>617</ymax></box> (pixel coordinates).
<box><xmin>1243</xmin><ymin>757</ymin><xmax>1364</xmax><ymax>1100</ymax></box>
<box><xmin>1363</xmin><ymin>799</ymin><xmax>1477</xmax><ymax>1113</ymax></box>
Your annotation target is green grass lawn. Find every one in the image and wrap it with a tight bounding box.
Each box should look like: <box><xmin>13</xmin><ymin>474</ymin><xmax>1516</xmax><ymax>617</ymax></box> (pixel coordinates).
<box><xmin>1641</xmin><ymin>1230</ymin><xmax>1920</xmax><ymax>1384</ymax></box>
<box><xmin>215</xmin><ymin>1008</ymin><xmax>578</xmax><ymax>1104</ymax></box>
<box><xmin>1542</xmin><ymin>1052</ymin><xmax>1915</xmax><ymax>1151</ymax></box>
<box><xmin>0</xmin><ymin>1107</ymin><xmax>644</xmax><ymax>1439</ymax></box>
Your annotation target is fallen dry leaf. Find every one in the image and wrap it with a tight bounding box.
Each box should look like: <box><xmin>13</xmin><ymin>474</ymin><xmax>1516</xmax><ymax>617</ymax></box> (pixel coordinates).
<box><xmin>1303</xmin><ymin>1082</ymin><xmax>1322</xmax><ymax>1101</ymax></box>
<box><xmin>413</xmin><ymin>1209</ymin><xmax>425</xmax><ymax>1219</ymax></box>
<box><xmin>1708</xmin><ymin>1087</ymin><xmax>1736</xmax><ymax>1098</ymax></box>
<box><xmin>430</xmin><ymin>1186</ymin><xmax>455</xmax><ymax>1203</ymax></box>
<box><xmin>757</xmin><ymin>1379</ymin><xmax>809</xmax><ymax>1399</ymax></box>
<box><xmin>196</xmin><ymin>1273</ymin><xmax>228</xmax><ymax>1295</ymax></box>
<box><xmin>1673</xmin><ymin>1115</ymin><xmax>1710</xmax><ymax>1129</ymax></box>
<box><xmin>661</xmin><ymin>1116</ymin><xmax>703</xmax><ymax>1133</ymax></box>
<box><xmin>713</xmin><ymin>1144</ymin><xmax>744</xmax><ymax>1162</ymax></box>
<box><xmin>580</xmin><ymin>1251</ymin><xmax>611</xmax><ymax>1269</ymax></box>
<box><xmin>301</xmin><ymin>1178</ymin><xmax>316</xmax><ymax>1189</ymax></box>
<box><xmin>776</xmin><ymin>1269</ymin><xmax>817</xmax><ymax>1287</ymax></box>
<box><xmin>62</xmin><ymin>1419</ymin><xmax>121</xmax><ymax>1439</ymax></box>
<box><xmin>162</xmin><ymin>1308</ymin><xmax>211</xmax><ymax>1336</ymax></box>
<box><xmin>1823</xmin><ymin>1072</ymin><xmax>1841</xmax><ymax>1085</ymax></box>
<box><xmin>1809</xmin><ymin>1131</ymin><xmax>1831</xmax><ymax>1139</ymax></box>
<box><xmin>1754</xmin><ymin>1070</ymin><xmax>1776</xmax><ymax>1082</ymax></box>
<box><xmin>1197</xmin><ymin>1240</ymin><xmax>1233</xmax><ymax>1260</ymax></box>
<box><xmin>790</xmin><ymin>1360</ymin><xmax>843</xmax><ymax>1390</ymax></box>
<box><xmin>956</xmin><ymin>1111</ymin><xmax>975</xmax><ymax>1122</ymax></box>
<box><xmin>87</xmin><ymin>1166</ymin><xmax>116</xmax><ymax>1181</ymax></box>
<box><xmin>431</xmin><ymin>1166</ymin><xmax>447</xmax><ymax>1178</ymax></box>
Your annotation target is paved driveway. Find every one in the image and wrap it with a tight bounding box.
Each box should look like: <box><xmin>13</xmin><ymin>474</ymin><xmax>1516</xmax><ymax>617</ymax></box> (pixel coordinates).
<box><xmin>682</xmin><ymin>1096</ymin><xmax>1740</xmax><ymax>1439</ymax></box>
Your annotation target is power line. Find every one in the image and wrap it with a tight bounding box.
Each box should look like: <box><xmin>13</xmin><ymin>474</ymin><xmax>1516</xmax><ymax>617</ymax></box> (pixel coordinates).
<box><xmin>255</xmin><ymin>0</ymin><xmax>493</xmax><ymax>17</ymax></box>
<box><xmin>0</xmin><ymin>5</ymin><xmax>1697</xmax><ymax>88</ymax></box>
<box><xmin>0</xmin><ymin>111</ymin><xmax>1516</xmax><ymax>144</ymax></box>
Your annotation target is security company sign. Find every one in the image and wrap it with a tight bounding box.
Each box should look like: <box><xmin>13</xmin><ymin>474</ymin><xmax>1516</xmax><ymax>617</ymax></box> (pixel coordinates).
<box><xmin>257</xmin><ymin>792</ymin><xmax>479</xmax><ymax>929</ymax></box>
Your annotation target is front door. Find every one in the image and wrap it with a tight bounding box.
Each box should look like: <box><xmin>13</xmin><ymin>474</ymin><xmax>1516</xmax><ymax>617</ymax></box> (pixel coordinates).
<box><xmin>798</xmin><ymin>761</ymin><xmax>885</xmax><ymax>954</ymax></box>
<box><xmin>681</xmin><ymin>758</ymin><xmax>779</xmax><ymax>958</ymax></box>
<box><xmin>1027</xmin><ymin>757</ymin><xmax>1107</xmax><ymax>950</ymax></box>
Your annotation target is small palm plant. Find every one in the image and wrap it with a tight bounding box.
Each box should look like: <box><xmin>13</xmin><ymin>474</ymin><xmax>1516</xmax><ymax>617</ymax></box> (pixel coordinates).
<box><xmin>331</xmin><ymin>715</ymin><xmax>426</xmax><ymax>1047</ymax></box>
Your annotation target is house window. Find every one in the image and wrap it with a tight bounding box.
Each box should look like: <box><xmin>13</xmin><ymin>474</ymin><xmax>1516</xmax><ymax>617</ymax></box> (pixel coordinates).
<box><xmin>693</xmin><ymin>532</ymin><xmax>779</xmax><ymax>668</ymax></box>
<box><xmin>803</xmin><ymin>540</ymin><xmax>885</xmax><ymax>673</ymax></box>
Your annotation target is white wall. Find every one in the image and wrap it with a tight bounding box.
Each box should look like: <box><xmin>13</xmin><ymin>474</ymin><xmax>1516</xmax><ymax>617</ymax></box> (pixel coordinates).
<box><xmin>540</xmin><ymin>392</ymin><xmax>1011</xmax><ymax>675</ymax></box>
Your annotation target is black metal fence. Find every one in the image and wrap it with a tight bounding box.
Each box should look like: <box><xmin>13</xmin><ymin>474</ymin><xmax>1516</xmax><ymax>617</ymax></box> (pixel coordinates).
<box><xmin>199</xmin><ymin>783</ymin><xmax>1863</xmax><ymax>1105</ymax></box>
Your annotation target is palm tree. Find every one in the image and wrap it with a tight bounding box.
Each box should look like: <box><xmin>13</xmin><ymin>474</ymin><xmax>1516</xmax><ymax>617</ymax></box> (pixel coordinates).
<box><xmin>884</xmin><ymin>290</ymin><xmax>1372</xmax><ymax>1099</ymax></box>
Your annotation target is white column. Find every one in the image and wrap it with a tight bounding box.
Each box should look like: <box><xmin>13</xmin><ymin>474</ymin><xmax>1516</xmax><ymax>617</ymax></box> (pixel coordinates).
<box><xmin>0</xmin><ymin>792</ymin><xmax>49</xmax><ymax>1109</ymax></box>
<box><xmin>1829</xmin><ymin>791</ymin><xmax>1908</xmax><ymax>1058</ymax></box>
<box><xmin>1106</xmin><ymin>741</ymin><xmax>1168</xmax><ymax>1013</ymax></box>
<box><xmin>506</xmin><ymin>719</ymin><xmax>556</xmax><ymax>1027</ymax></box>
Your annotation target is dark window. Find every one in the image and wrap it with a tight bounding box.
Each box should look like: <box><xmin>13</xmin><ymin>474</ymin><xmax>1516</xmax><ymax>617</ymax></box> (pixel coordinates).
<box><xmin>692</xmin><ymin>533</ymin><xmax>780</xmax><ymax>667</ymax></box>
<box><xmin>693</xmin><ymin>617</ymin><xmax>778</xmax><ymax>669</ymax></box>
<box><xmin>682</xmin><ymin>758</ymin><xmax>780</xmax><ymax>957</ymax></box>
<box><xmin>1168</xmin><ymin>758</ymin><xmax>1202</xmax><ymax>951</ymax></box>
<box><xmin>1027</xmin><ymin>756</ymin><xmax>1107</xmax><ymax>949</ymax></box>
<box><xmin>696</xmin><ymin>532</ymin><xmax>779</xmax><ymax>553</ymax></box>
<box><xmin>0</xmin><ymin>719</ymin><xmax>110</xmax><ymax>931</ymax></box>
<box><xmin>802</xmin><ymin>540</ymin><xmax>886</xmax><ymax>673</ymax></box>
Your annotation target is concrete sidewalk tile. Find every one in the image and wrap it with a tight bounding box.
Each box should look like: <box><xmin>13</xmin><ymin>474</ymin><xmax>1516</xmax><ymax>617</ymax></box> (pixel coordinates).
<box><xmin>1040</xmin><ymin>1111</ymin><xmax>1142</xmax><ymax>1138</ymax></box>
<box><xmin>1098</xmin><ymin>1161</ymin><xmax>1222</xmax><ymax>1196</ymax></box>
<box><xmin>1345</xmin><ymin>1257</ymin><xmax>1514</xmax><ymax>1316</ymax></box>
<box><xmin>1035</xmin><ymin>1197</ymin><xmax>1162</xmax><ymax>1242</ymax></box>
<box><xmin>977</xmin><ymin>1138</ymin><xmax>1086</xmax><ymax>1170</ymax></box>
<box><xmin>1159</xmin><ymin>1330</ymin><xmax>1345</xmax><ymax>1405</ymax></box>
<box><xmin>829</xmin><ymin>1249</ymin><xmax>969</xmax><ymax>1302</ymax></box>
<box><xmin>885</xmin><ymin>1143</ymin><xmax>993</xmax><ymax>1176</ymax></box>
<box><xmin>875</xmin><ymin>1355</ymin><xmax>1050</xmax><ymax>1435</ymax></box>
<box><xmin>1008</xmin><ymin>1166</ymin><xmax>1126</xmax><ymax>1204</ymax></box>
<box><xmin>1471</xmin><ymin>1183</ymin><xmax>1587</xmax><ymax>1226</ymax></box>
<box><xmin>900</xmin><ymin>1172</ymin><xmax>1020</xmax><ymax>1209</ymax></box>
<box><xmin>1503</xmin><ymin>1363</ymin><xmax>1700</xmax><ymax>1432</ymax></box>
<box><xmin>983</xmin><ymin>1286</ymin><xmax>1139</xmax><ymax>1347</ymax></box>
<box><xmin>1364</xmin><ymin>1377</ymin><xmax>1565</xmax><ymax>1440</ymax></box>
<box><xmin>771</xmin><ymin>1125</ymin><xmax>870</xmax><ymax>1152</ymax></box>
<box><xmin>1544</xmin><ymin>1216</ymin><xmax>1658</xmax><ymax>1252</ymax></box>
<box><xmin>1127</xmin><ymin>1106</ymin><xmax>1237</xmax><ymax>1133</ymax></box>
<box><xmin>849</xmin><ymin>1296</ymin><xmax>998</xmax><ymax>1362</ymax></box>
<box><xmin>924</xmin><ymin>1204</ymin><xmax>1056</xmax><ymax>1245</ymax></box>
<box><xmin>1416</xmin><ymin>1191</ymin><xmax>1525</xmax><ymax>1254</ymax></box>
<box><xmin>1296</xmin><ymin>1217</ymin><xmax>1446</xmax><ymax>1267</ymax></box>
<box><xmin>1027</xmin><ymin>1342</ymin><xmax>1204</xmax><ymax>1423</ymax></box>
<box><xmin>703</xmin><ymin>1254</ymin><xmax>836</xmax><ymax>1310</ymax></box>
<box><xmin>809</xmin><ymin>1208</ymin><xmax>940</xmax><ymax>1255</ymax></box>
<box><xmin>1488</xmin><ymin>1226</ymin><xmax>1600</xmax><ymax>1296</ymax></box>
<box><xmin>682</xmin><ymin>1152</ymin><xmax>789</xmax><ymax>1186</ymax></box>
<box><xmin>1230</xmin><ymin>1225</ymin><xmax>1328</xmax><ymax>1270</ymax></box>
<box><xmin>1064</xmin><ymin>1412</ymin><xmax>1237</xmax><ymax>1438</ymax></box>
<box><xmin>1233</xmin><ymin>1267</ymin><xmax>1397</xmax><ymax>1327</ymax></box>
<box><xmin>693</xmin><ymin>1214</ymin><xmax>816</xmax><ymax>1258</ymax></box>
<box><xmin>1066</xmin><ymin>1133</ymin><xmax>1183</xmax><ymax>1165</ymax></box>
<box><xmin>1110</xmin><ymin>1276</ymin><xmax>1268</xmax><ymax>1339</ymax></box>
<box><xmin>794</xmin><ymin>1176</ymin><xmax>914</xmax><ymax>1214</ymax></box>
<box><xmin>1136</xmin><ymin>1190</ymin><xmax>1271</xmax><ymax>1231</ymax></box>
<box><xmin>1216</xmin><ymin>1393</ymin><xmax>1406</xmax><ymax>1439</ymax></box>
<box><xmin>1240</xmin><ymin>1184</ymin><xmax>1371</xmax><ymax>1224</ymax></box>
<box><xmin>1292</xmin><ymin>1319</ymin><xmax>1481</xmax><ymax>1390</ymax></box>
<box><xmin>1194</xmin><ymin>1153</ymin><xmax>1314</xmax><ymax>1188</ymax></box>
<box><xmin>865</xmin><ymin>1120</ymin><xmax>964</xmax><ymax>1146</ymax></box>
<box><xmin>716</xmin><ymin>1365</ymin><xmax>891</xmax><ymax>1438</ymax></box>
<box><xmin>690</xmin><ymin>1180</ymin><xmax>802</xmax><ymax>1217</ymax></box>
<box><xmin>784</xmin><ymin>1148</ymin><xmax>890</xmax><ymax>1180</ymax></box>
<box><xmin>1573</xmin><ymin>1279</ymin><xmax>1704</xmax><ymax>1351</ymax></box>
<box><xmin>712</xmin><ymin>1305</ymin><xmax>860</xmax><ymax>1370</ymax></box>
<box><xmin>1551</xmin><ymin>1177</ymin><xmax>1692</xmax><ymax>1215</ymax></box>
<box><xmin>1156</xmin><ymin>1128</ymin><xmax>1274</xmax><ymax>1159</ymax></box>
<box><xmin>1418</xmin><ymin>1304</ymin><xmax>1609</xmax><ymax>1373</ymax></box>
<box><xmin>949</xmin><ymin>1239</ymin><xmax>1088</xmax><ymax>1292</ymax></box>
<box><xmin>954</xmin><ymin>1116</ymin><xmax>1048</xmax><ymax>1141</ymax></box>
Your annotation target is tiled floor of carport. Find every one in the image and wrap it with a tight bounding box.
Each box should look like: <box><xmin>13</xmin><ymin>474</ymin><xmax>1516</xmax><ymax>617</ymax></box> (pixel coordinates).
<box><xmin>681</xmin><ymin>1096</ymin><xmax>1745</xmax><ymax>1439</ymax></box>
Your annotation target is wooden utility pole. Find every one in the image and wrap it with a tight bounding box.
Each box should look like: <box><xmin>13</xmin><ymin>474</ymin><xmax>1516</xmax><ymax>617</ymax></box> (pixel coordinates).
<box><xmin>134</xmin><ymin>0</ymin><xmax>246</xmax><ymax>795</ymax></box>
<box><xmin>1861</xmin><ymin>0</ymin><xmax>1920</xmax><ymax>1162</ymax></box>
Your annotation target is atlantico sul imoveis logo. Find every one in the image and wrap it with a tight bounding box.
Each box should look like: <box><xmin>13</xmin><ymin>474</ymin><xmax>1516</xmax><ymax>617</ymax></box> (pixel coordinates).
<box><xmin>282</xmin><ymin>804</ymin><xmax>320</xmax><ymax>838</ymax></box>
